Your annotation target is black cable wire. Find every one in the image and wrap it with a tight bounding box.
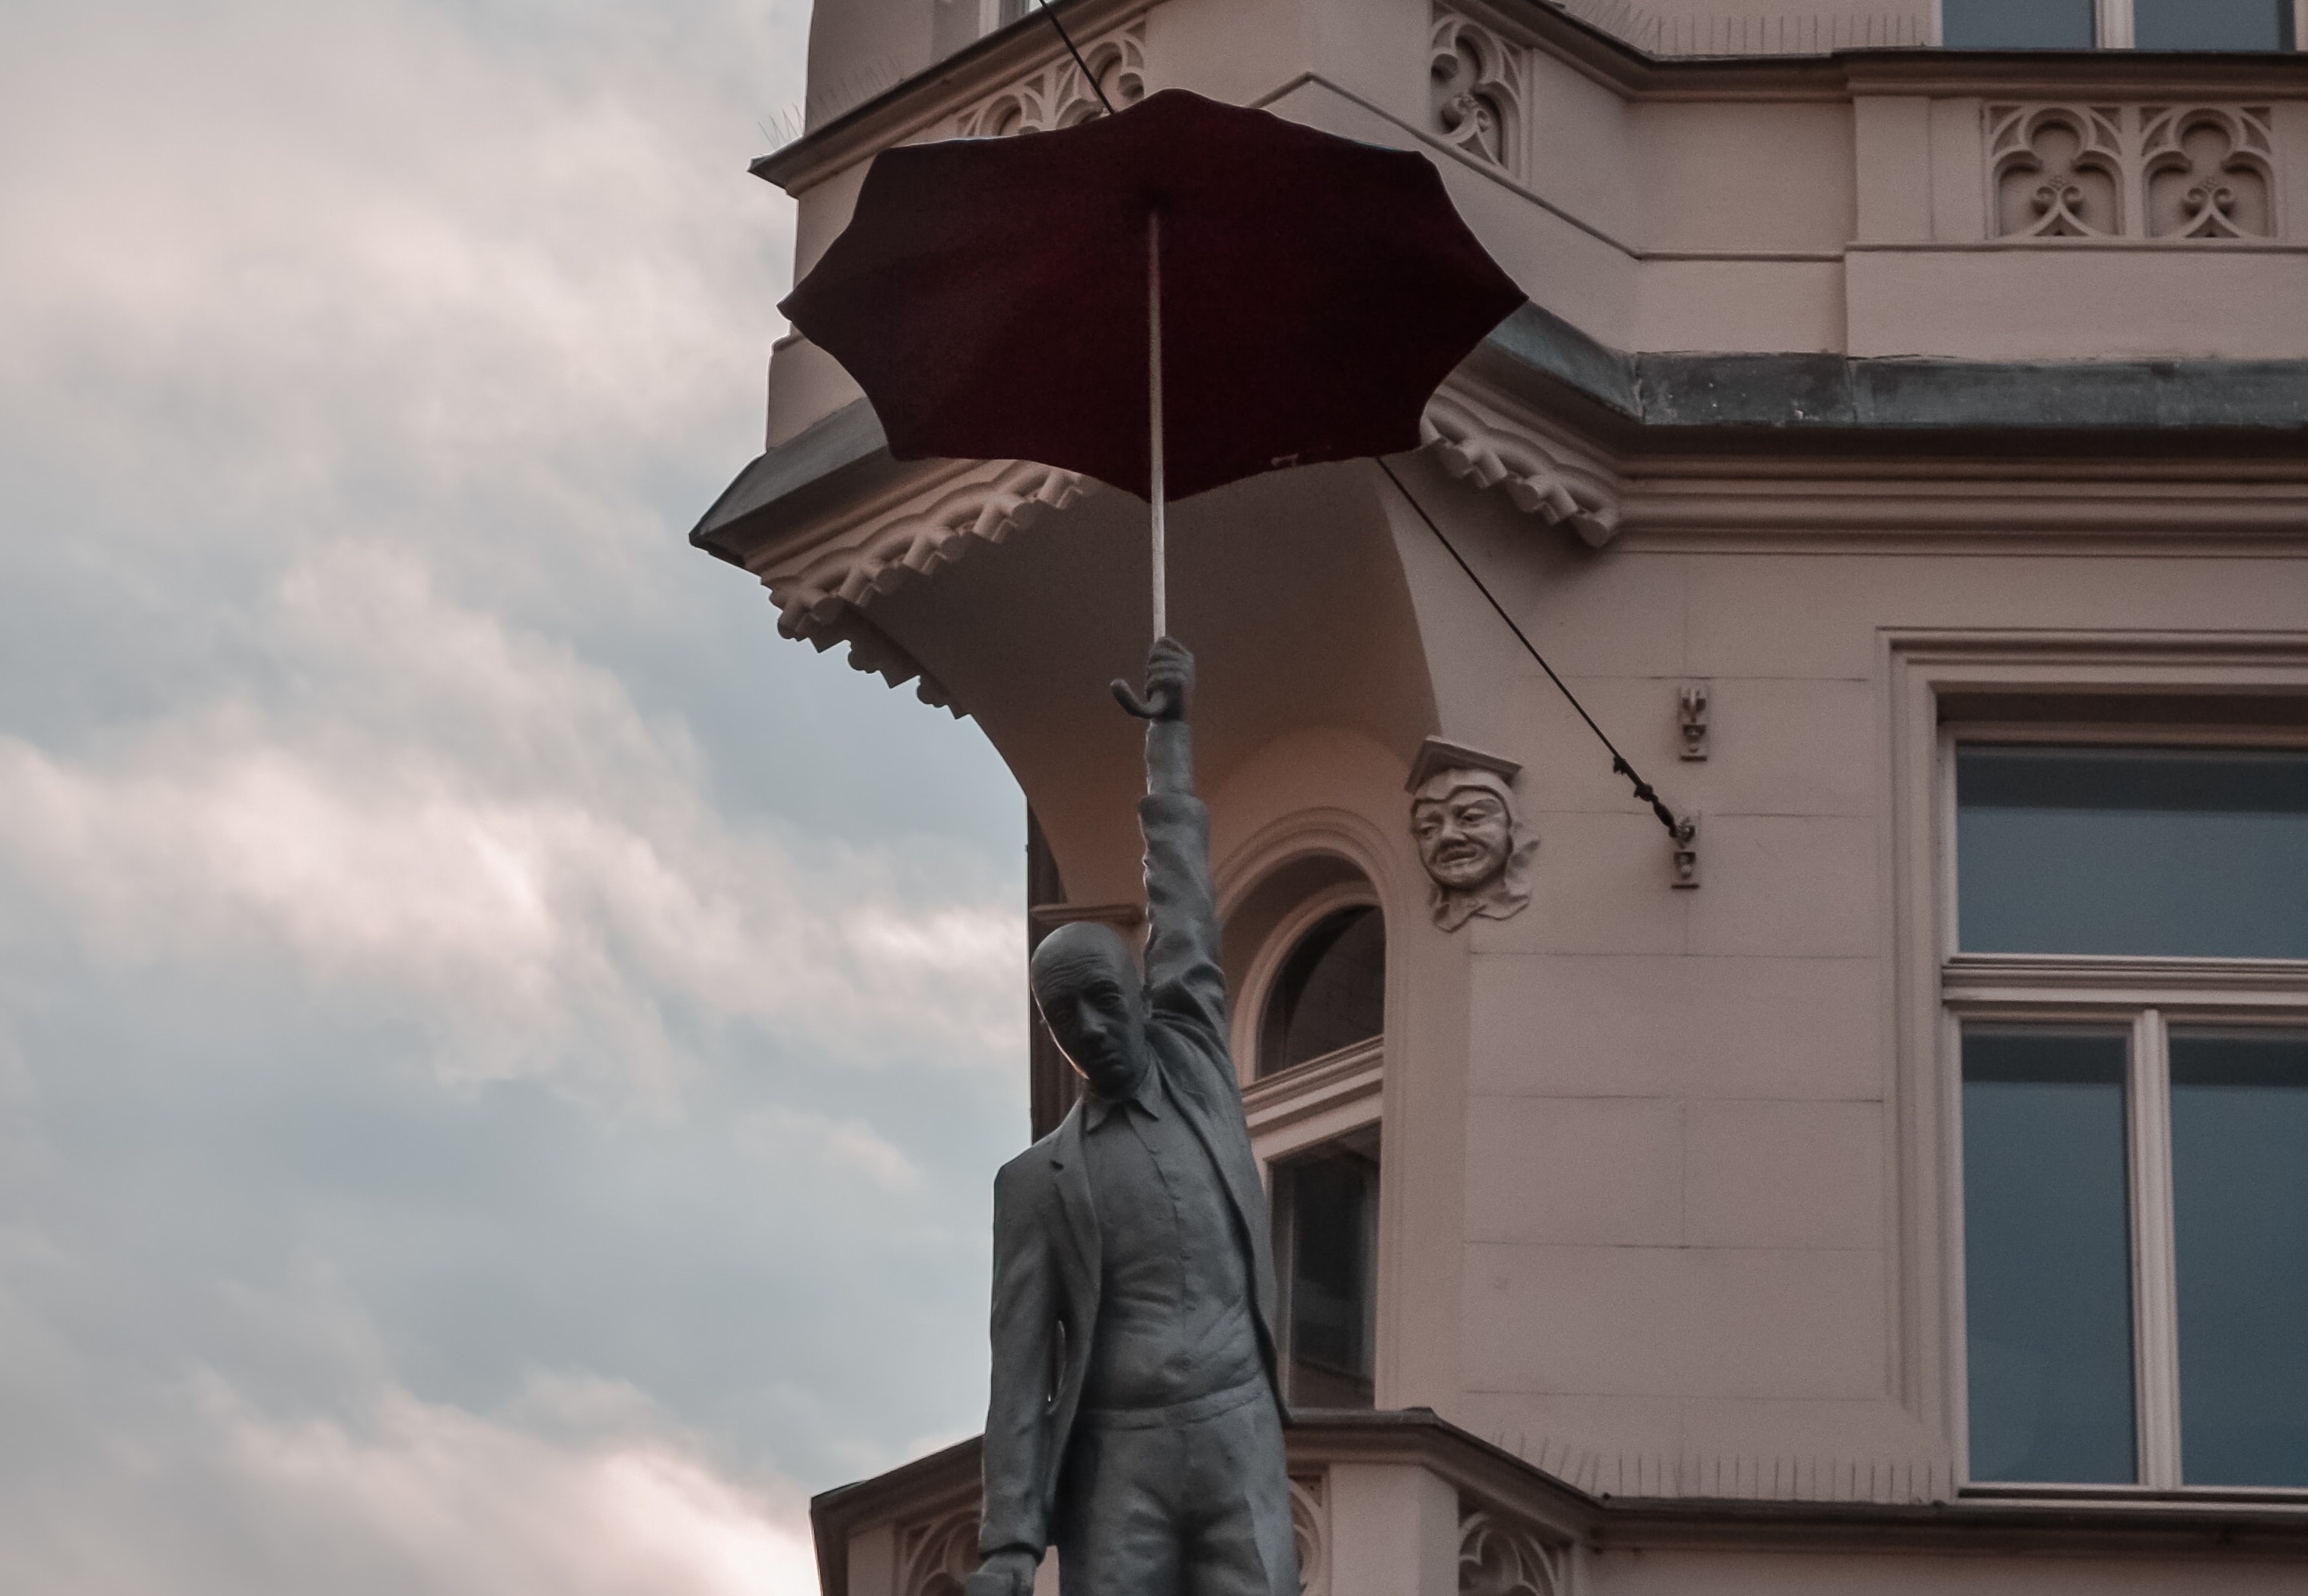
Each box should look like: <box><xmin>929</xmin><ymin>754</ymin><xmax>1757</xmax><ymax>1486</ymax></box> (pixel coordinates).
<box><xmin>1376</xmin><ymin>457</ymin><xmax>1689</xmax><ymax>840</ymax></box>
<box><xmin>1033</xmin><ymin>0</ymin><xmax>1117</xmax><ymax>116</ymax></box>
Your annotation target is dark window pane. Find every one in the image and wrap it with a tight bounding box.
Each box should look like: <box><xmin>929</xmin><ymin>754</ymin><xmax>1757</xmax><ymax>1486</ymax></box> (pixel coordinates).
<box><xmin>1258</xmin><ymin>905</ymin><xmax>1385</xmax><ymax>1075</ymax></box>
<box><xmin>1943</xmin><ymin>0</ymin><xmax>2096</xmax><ymax>48</ymax></box>
<box><xmin>2136</xmin><ymin>0</ymin><xmax>2291</xmax><ymax>50</ymax></box>
<box><xmin>1963</xmin><ymin>1028</ymin><xmax>2137</xmax><ymax>1483</ymax></box>
<box><xmin>2171</xmin><ymin>1031</ymin><xmax>2308</xmax><ymax>1486</ymax></box>
<box><xmin>1274</xmin><ymin>1144</ymin><xmax>1376</xmax><ymax>1407</ymax></box>
<box><xmin>1956</xmin><ymin>745</ymin><xmax>2308</xmax><ymax>957</ymax></box>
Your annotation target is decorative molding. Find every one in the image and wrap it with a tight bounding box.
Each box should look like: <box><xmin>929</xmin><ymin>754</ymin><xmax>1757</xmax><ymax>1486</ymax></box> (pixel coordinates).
<box><xmin>1988</xmin><ymin>104</ymin><xmax>2278</xmax><ymax>243</ymax></box>
<box><xmin>763</xmin><ymin>458</ymin><xmax>1091</xmax><ymax>638</ymax></box>
<box><xmin>1539</xmin><ymin>0</ymin><xmax>1928</xmax><ymax>56</ymax></box>
<box><xmin>1482</xmin><ymin>1434</ymin><xmax>1955</xmax><ymax>1505</ymax></box>
<box><xmin>952</xmin><ymin>19</ymin><xmax>1145</xmax><ymax>136</ymax></box>
<box><xmin>1290</xmin><ymin>1471</ymin><xmax>1330</xmax><ymax>1596</ymax></box>
<box><xmin>799</xmin><ymin>609</ymin><xmax>960</xmax><ymax>715</ymax></box>
<box><xmin>753</xmin><ymin>456</ymin><xmax>1095</xmax><ymax>713</ymax></box>
<box><xmin>1459</xmin><ymin>1508</ymin><xmax>1565</xmax><ymax>1596</ymax></box>
<box><xmin>1431</xmin><ymin>11</ymin><xmax>1525</xmax><ymax>176</ymax></box>
<box><xmin>896</xmin><ymin>1504</ymin><xmax>980</xmax><ymax>1596</ymax></box>
<box><xmin>1420</xmin><ymin>383</ymin><xmax>1623</xmax><ymax>547</ymax></box>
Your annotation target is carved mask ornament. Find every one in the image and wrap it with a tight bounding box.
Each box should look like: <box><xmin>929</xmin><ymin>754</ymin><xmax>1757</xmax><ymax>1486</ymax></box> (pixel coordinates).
<box><xmin>1410</xmin><ymin>766</ymin><xmax>1535</xmax><ymax>932</ymax></box>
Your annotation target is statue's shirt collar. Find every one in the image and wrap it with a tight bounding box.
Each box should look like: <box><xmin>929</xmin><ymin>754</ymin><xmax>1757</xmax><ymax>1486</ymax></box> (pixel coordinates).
<box><xmin>1084</xmin><ymin>1068</ymin><xmax>1165</xmax><ymax>1130</ymax></box>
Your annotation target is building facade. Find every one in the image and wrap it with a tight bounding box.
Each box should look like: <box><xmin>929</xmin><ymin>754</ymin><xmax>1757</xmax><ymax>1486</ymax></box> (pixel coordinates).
<box><xmin>697</xmin><ymin>0</ymin><xmax>2308</xmax><ymax>1589</ymax></box>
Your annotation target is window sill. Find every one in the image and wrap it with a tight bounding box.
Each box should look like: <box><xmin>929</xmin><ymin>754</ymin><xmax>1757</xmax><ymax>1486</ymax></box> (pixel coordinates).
<box><xmin>1944</xmin><ymin>951</ymin><xmax>2308</xmax><ymax>1003</ymax></box>
<box><xmin>1961</xmin><ymin>1483</ymin><xmax>2308</xmax><ymax>1510</ymax></box>
<box><xmin>1243</xmin><ymin>1038</ymin><xmax>1382</xmax><ymax>1163</ymax></box>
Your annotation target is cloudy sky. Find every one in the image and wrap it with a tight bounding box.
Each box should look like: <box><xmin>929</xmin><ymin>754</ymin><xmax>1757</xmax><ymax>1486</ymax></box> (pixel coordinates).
<box><xmin>0</xmin><ymin>3</ymin><xmax>1030</xmax><ymax>1590</ymax></box>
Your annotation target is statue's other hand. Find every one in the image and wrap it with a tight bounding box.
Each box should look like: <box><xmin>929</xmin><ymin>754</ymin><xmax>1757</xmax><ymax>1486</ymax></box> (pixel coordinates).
<box><xmin>1111</xmin><ymin>635</ymin><xmax>1194</xmax><ymax>722</ymax></box>
<box><xmin>963</xmin><ymin>1547</ymin><xmax>1041</xmax><ymax>1596</ymax></box>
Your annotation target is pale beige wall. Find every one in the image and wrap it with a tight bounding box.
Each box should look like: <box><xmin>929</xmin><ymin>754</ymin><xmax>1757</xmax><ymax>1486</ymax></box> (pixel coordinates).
<box><xmin>805</xmin><ymin>0</ymin><xmax>933</xmax><ymax>127</ymax></box>
<box><xmin>1405</xmin><ymin>496</ymin><xmax>2308</xmax><ymax>1482</ymax></box>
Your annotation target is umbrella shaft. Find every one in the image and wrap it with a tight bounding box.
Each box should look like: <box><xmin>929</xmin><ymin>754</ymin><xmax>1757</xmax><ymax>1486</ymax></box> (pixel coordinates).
<box><xmin>1148</xmin><ymin>210</ymin><xmax>1166</xmax><ymax>642</ymax></box>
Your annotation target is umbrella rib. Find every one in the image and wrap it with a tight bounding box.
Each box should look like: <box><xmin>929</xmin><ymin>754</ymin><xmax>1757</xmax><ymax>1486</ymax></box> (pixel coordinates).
<box><xmin>1376</xmin><ymin>457</ymin><xmax>1692</xmax><ymax>843</ymax></box>
<box><xmin>1032</xmin><ymin>0</ymin><xmax>1116</xmax><ymax>116</ymax></box>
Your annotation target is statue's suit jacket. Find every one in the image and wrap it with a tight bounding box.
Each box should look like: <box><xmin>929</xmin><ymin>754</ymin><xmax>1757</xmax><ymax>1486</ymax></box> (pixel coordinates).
<box><xmin>978</xmin><ymin>788</ymin><xmax>1286</xmax><ymax>1560</ymax></box>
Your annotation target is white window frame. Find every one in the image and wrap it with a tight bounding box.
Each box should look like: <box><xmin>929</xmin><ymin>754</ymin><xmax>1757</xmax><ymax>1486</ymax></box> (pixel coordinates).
<box><xmin>1943</xmin><ymin>963</ymin><xmax>2308</xmax><ymax>1495</ymax></box>
<box><xmin>1886</xmin><ymin>632</ymin><xmax>2308</xmax><ymax>1501</ymax></box>
<box><xmin>1937</xmin><ymin>720</ymin><xmax>2308</xmax><ymax>1494</ymax></box>
<box><xmin>1930</xmin><ymin>0</ymin><xmax>2308</xmax><ymax>49</ymax></box>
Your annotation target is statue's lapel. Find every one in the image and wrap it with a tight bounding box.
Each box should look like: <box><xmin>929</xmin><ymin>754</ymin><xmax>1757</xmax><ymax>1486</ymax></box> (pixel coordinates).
<box><xmin>1166</xmin><ymin>1053</ymin><xmax>1268</xmax><ymax>1262</ymax></box>
<box><xmin>1047</xmin><ymin>1104</ymin><xmax>1098</xmax><ymax>1288</ymax></box>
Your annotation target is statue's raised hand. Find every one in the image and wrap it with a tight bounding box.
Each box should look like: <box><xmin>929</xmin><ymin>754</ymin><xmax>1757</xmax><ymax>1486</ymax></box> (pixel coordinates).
<box><xmin>1111</xmin><ymin>636</ymin><xmax>1193</xmax><ymax>722</ymax></box>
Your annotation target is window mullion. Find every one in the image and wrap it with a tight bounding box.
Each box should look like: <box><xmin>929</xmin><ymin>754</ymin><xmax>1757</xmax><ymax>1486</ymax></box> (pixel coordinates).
<box><xmin>2130</xmin><ymin>1007</ymin><xmax>2182</xmax><ymax>1489</ymax></box>
<box><xmin>2097</xmin><ymin>0</ymin><xmax>2137</xmax><ymax>46</ymax></box>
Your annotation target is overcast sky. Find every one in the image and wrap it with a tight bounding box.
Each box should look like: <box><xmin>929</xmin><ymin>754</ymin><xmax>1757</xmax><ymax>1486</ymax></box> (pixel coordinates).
<box><xmin>0</xmin><ymin>4</ymin><xmax>1030</xmax><ymax>1591</ymax></box>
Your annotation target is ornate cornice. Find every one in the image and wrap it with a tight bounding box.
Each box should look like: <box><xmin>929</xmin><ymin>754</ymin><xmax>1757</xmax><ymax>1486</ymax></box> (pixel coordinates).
<box><xmin>1420</xmin><ymin>377</ymin><xmax>1623</xmax><ymax>546</ymax></box>
<box><xmin>732</xmin><ymin>377</ymin><xmax>1625</xmax><ymax>712</ymax></box>
<box><xmin>751</xmin><ymin>454</ymin><xmax>1095</xmax><ymax>713</ymax></box>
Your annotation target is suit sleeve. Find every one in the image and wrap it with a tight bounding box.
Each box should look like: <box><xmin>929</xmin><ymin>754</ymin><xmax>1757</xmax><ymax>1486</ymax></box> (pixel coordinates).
<box><xmin>1140</xmin><ymin>783</ymin><xmax>1231</xmax><ymax>1059</ymax></box>
<box><xmin>978</xmin><ymin>1158</ymin><xmax>1060</xmax><ymax>1559</ymax></box>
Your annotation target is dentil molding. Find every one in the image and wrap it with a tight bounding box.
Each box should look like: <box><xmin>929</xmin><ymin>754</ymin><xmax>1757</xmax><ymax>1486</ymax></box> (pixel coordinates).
<box><xmin>1420</xmin><ymin>381</ymin><xmax>1624</xmax><ymax>546</ymax></box>
<box><xmin>753</xmin><ymin>456</ymin><xmax>1095</xmax><ymax>715</ymax></box>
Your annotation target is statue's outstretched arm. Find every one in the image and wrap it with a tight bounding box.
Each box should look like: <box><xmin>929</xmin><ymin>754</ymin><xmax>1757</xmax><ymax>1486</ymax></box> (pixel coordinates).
<box><xmin>1119</xmin><ymin>639</ymin><xmax>1230</xmax><ymax>1055</ymax></box>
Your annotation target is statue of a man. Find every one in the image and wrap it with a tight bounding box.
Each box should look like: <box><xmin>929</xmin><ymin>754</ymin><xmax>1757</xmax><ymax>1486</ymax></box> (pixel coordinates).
<box><xmin>970</xmin><ymin>638</ymin><xmax>1297</xmax><ymax>1596</ymax></box>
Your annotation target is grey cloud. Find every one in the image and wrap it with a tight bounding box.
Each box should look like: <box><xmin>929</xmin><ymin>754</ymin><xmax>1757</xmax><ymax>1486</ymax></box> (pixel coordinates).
<box><xmin>0</xmin><ymin>0</ymin><xmax>1024</xmax><ymax>1588</ymax></box>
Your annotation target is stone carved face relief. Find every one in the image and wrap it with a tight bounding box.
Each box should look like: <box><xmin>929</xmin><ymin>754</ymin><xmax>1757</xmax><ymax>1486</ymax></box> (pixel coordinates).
<box><xmin>1410</xmin><ymin>768</ymin><xmax>1534</xmax><ymax>931</ymax></box>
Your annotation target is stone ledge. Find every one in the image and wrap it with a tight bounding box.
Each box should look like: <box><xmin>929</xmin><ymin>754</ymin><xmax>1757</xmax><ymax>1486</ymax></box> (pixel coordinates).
<box><xmin>808</xmin><ymin>1407</ymin><xmax>2308</xmax><ymax>1596</ymax></box>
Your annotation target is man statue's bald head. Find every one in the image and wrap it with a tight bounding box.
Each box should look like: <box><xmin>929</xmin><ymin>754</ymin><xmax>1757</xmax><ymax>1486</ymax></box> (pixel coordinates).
<box><xmin>1031</xmin><ymin>921</ymin><xmax>1151</xmax><ymax>1101</ymax></box>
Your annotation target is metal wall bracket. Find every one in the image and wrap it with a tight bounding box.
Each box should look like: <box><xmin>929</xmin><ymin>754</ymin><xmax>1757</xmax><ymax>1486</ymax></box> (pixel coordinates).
<box><xmin>1678</xmin><ymin>683</ymin><xmax>1710</xmax><ymax>760</ymax></box>
<box><xmin>1671</xmin><ymin>813</ymin><xmax>1700</xmax><ymax>888</ymax></box>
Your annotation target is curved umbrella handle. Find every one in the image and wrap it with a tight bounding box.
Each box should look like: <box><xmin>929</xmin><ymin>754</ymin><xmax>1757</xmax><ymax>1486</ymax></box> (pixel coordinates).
<box><xmin>1110</xmin><ymin>678</ymin><xmax>1179</xmax><ymax>720</ymax></box>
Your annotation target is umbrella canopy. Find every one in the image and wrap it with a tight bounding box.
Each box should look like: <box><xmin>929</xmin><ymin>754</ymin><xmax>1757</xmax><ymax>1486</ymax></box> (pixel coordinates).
<box><xmin>780</xmin><ymin>89</ymin><xmax>1525</xmax><ymax>505</ymax></box>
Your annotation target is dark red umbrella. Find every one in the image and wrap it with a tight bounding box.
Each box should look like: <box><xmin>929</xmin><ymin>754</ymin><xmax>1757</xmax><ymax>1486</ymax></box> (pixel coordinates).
<box><xmin>779</xmin><ymin>88</ymin><xmax>1525</xmax><ymax>639</ymax></box>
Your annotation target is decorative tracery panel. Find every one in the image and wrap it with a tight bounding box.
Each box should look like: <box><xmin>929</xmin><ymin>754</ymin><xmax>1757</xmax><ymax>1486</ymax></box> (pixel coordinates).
<box><xmin>1988</xmin><ymin>103</ymin><xmax>2278</xmax><ymax>241</ymax></box>
<box><xmin>897</xmin><ymin>1505</ymin><xmax>980</xmax><ymax>1596</ymax></box>
<box><xmin>1430</xmin><ymin>12</ymin><xmax>1524</xmax><ymax>177</ymax></box>
<box><xmin>1990</xmin><ymin>105</ymin><xmax>2124</xmax><ymax>238</ymax></box>
<box><xmin>1458</xmin><ymin>1508</ymin><xmax>1565</xmax><ymax>1596</ymax></box>
<box><xmin>954</xmin><ymin>21</ymin><xmax>1145</xmax><ymax>138</ymax></box>
<box><xmin>2141</xmin><ymin>105</ymin><xmax>2275</xmax><ymax>239</ymax></box>
<box><xmin>1289</xmin><ymin>1471</ymin><xmax>1330</xmax><ymax>1596</ymax></box>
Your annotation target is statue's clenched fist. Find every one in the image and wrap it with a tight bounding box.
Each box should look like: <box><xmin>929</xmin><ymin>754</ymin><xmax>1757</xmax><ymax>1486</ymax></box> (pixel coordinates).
<box><xmin>1111</xmin><ymin>635</ymin><xmax>1194</xmax><ymax>722</ymax></box>
<box><xmin>962</xmin><ymin>1547</ymin><xmax>1040</xmax><ymax>1596</ymax></box>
